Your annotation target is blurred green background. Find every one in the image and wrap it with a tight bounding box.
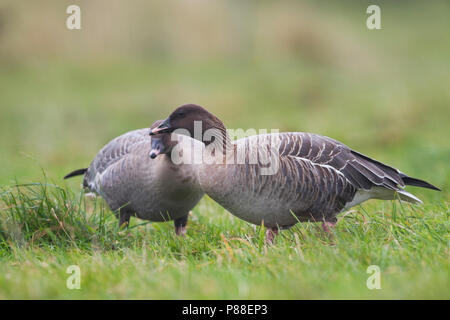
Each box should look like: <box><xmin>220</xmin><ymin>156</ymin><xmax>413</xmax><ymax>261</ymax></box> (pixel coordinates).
<box><xmin>0</xmin><ymin>0</ymin><xmax>448</xmax><ymax>192</ymax></box>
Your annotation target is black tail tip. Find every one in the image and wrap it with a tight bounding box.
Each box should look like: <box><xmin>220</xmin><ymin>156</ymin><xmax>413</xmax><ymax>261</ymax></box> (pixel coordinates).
<box><xmin>401</xmin><ymin>176</ymin><xmax>441</xmax><ymax>191</ymax></box>
<box><xmin>64</xmin><ymin>168</ymin><xmax>88</xmax><ymax>180</ymax></box>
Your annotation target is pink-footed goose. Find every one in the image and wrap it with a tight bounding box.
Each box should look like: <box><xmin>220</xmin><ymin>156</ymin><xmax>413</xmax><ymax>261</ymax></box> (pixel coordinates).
<box><xmin>150</xmin><ymin>104</ymin><xmax>440</xmax><ymax>243</ymax></box>
<box><xmin>64</xmin><ymin>120</ymin><xmax>204</xmax><ymax>236</ymax></box>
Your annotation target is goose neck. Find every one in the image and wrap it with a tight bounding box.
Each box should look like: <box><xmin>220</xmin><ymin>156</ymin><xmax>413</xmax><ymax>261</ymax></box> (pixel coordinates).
<box><xmin>203</xmin><ymin>122</ymin><xmax>233</xmax><ymax>156</ymax></box>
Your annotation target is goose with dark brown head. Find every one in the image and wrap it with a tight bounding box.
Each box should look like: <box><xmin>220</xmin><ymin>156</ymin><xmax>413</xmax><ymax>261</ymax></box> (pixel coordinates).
<box><xmin>151</xmin><ymin>104</ymin><xmax>440</xmax><ymax>244</ymax></box>
<box><xmin>64</xmin><ymin>120</ymin><xmax>204</xmax><ymax>236</ymax></box>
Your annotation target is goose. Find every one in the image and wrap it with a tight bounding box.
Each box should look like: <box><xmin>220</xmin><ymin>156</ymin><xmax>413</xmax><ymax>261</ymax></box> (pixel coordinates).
<box><xmin>150</xmin><ymin>104</ymin><xmax>440</xmax><ymax>243</ymax></box>
<box><xmin>64</xmin><ymin>120</ymin><xmax>205</xmax><ymax>236</ymax></box>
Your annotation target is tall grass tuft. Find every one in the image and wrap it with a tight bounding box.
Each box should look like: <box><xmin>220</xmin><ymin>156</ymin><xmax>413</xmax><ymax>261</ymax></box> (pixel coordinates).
<box><xmin>0</xmin><ymin>181</ymin><xmax>130</xmax><ymax>253</ymax></box>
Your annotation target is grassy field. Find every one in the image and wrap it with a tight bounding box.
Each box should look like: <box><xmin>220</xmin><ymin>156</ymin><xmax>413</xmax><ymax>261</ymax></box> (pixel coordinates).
<box><xmin>0</xmin><ymin>1</ymin><xmax>449</xmax><ymax>299</ymax></box>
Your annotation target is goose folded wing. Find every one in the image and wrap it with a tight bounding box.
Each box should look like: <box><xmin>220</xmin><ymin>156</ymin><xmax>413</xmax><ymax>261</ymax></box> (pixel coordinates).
<box><xmin>84</xmin><ymin>129</ymin><xmax>151</xmax><ymax>186</ymax></box>
<box><xmin>278</xmin><ymin>132</ymin><xmax>406</xmax><ymax>191</ymax></box>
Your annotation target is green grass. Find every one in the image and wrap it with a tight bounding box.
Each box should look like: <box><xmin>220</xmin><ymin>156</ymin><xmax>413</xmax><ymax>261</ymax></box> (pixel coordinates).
<box><xmin>0</xmin><ymin>1</ymin><xmax>449</xmax><ymax>299</ymax></box>
<box><xmin>0</xmin><ymin>181</ymin><xmax>448</xmax><ymax>299</ymax></box>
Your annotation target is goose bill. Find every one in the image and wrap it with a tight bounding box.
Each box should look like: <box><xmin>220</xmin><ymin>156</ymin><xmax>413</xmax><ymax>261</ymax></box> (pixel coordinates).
<box><xmin>149</xmin><ymin>149</ymin><xmax>160</xmax><ymax>159</ymax></box>
<box><xmin>149</xmin><ymin>118</ymin><xmax>172</xmax><ymax>135</ymax></box>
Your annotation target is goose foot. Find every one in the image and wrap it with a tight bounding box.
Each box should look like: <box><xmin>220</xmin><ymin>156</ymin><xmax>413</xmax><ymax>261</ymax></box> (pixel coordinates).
<box><xmin>175</xmin><ymin>225</ymin><xmax>187</xmax><ymax>237</ymax></box>
<box><xmin>174</xmin><ymin>215</ymin><xmax>189</xmax><ymax>237</ymax></box>
<box><xmin>265</xmin><ymin>227</ymin><xmax>279</xmax><ymax>245</ymax></box>
<box><xmin>321</xmin><ymin>221</ymin><xmax>336</xmax><ymax>234</ymax></box>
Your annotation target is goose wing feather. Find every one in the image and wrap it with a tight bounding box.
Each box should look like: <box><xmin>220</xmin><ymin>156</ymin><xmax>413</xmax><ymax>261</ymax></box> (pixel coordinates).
<box><xmin>277</xmin><ymin>132</ymin><xmax>405</xmax><ymax>191</ymax></box>
<box><xmin>83</xmin><ymin>129</ymin><xmax>150</xmax><ymax>190</ymax></box>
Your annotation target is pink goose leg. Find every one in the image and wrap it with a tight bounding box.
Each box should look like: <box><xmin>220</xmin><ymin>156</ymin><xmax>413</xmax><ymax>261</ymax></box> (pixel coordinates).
<box><xmin>322</xmin><ymin>221</ymin><xmax>337</xmax><ymax>234</ymax></box>
<box><xmin>265</xmin><ymin>227</ymin><xmax>279</xmax><ymax>245</ymax></box>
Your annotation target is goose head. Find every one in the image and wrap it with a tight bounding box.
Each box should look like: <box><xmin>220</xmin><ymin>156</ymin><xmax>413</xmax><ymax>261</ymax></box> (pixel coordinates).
<box><xmin>149</xmin><ymin>119</ymin><xmax>176</xmax><ymax>159</ymax></box>
<box><xmin>149</xmin><ymin>104</ymin><xmax>225</xmax><ymax>145</ymax></box>
<box><xmin>149</xmin><ymin>132</ymin><xmax>177</xmax><ymax>159</ymax></box>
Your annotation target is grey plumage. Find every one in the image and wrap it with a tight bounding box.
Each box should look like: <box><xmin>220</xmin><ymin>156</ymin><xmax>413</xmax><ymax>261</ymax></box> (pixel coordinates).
<box><xmin>65</xmin><ymin>128</ymin><xmax>204</xmax><ymax>231</ymax></box>
<box><xmin>199</xmin><ymin>131</ymin><xmax>438</xmax><ymax>228</ymax></box>
<box><xmin>151</xmin><ymin>104</ymin><xmax>440</xmax><ymax>233</ymax></box>
<box><xmin>196</xmin><ymin>133</ymin><xmax>353</xmax><ymax>227</ymax></box>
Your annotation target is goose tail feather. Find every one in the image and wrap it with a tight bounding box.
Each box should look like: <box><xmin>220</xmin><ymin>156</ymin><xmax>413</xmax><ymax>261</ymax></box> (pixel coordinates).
<box><xmin>400</xmin><ymin>174</ymin><xmax>441</xmax><ymax>191</ymax></box>
<box><xmin>64</xmin><ymin>168</ymin><xmax>88</xmax><ymax>179</ymax></box>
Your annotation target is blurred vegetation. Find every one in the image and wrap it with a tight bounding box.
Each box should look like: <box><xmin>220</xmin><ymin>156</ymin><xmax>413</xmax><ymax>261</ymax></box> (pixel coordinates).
<box><xmin>0</xmin><ymin>0</ymin><xmax>448</xmax><ymax>299</ymax></box>
<box><xmin>0</xmin><ymin>0</ymin><xmax>448</xmax><ymax>190</ymax></box>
